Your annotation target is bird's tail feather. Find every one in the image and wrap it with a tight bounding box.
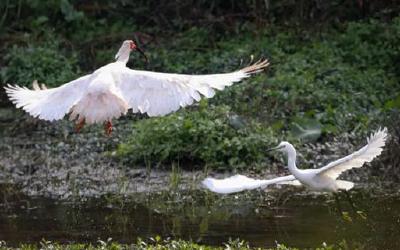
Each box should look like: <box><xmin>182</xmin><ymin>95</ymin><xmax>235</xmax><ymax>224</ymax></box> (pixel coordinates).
<box><xmin>69</xmin><ymin>92</ymin><xmax>128</xmax><ymax>124</ymax></box>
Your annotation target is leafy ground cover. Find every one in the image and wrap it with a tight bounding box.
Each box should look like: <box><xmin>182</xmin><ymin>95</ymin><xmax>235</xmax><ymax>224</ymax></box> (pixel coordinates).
<box><xmin>1</xmin><ymin>2</ymin><xmax>399</xmax><ymax>171</ymax></box>
<box><xmin>0</xmin><ymin>238</ymin><xmax>356</xmax><ymax>250</ymax></box>
<box><xmin>116</xmin><ymin>18</ymin><xmax>400</xmax><ymax>169</ymax></box>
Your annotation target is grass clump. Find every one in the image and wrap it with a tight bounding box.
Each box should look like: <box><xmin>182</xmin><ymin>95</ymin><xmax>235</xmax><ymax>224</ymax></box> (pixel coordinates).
<box><xmin>117</xmin><ymin>104</ymin><xmax>275</xmax><ymax>170</ymax></box>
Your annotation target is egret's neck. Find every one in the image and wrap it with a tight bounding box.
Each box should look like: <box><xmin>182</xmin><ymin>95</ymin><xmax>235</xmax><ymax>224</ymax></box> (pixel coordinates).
<box><xmin>286</xmin><ymin>146</ymin><xmax>300</xmax><ymax>176</ymax></box>
<box><xmin>115</xmin><ymin>48</ymin><xmax>131</xmax><ymax>64</ymax></box>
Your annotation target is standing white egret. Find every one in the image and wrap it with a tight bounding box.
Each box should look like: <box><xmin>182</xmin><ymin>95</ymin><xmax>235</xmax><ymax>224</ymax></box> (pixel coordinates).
<box><xmin>202</xmin><ymin>128</ymin><xmax>387</xmax><ymax>194</ymax></box>
<box><xmin>5</xmin><ymin>40</ymin><xmax>269</xmax><ymax>135</ymax></box>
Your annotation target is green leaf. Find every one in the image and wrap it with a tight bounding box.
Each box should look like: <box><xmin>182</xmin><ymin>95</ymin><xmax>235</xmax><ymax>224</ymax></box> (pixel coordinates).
<box><xmin>60</xmin><ymin>0</ymin><xmax>84</xmax><ymax>22</ymax></box>
<box><xmin>384</xmin><ymin>94</ymin><xmax>400</xmax><ymax>110</ymax></box>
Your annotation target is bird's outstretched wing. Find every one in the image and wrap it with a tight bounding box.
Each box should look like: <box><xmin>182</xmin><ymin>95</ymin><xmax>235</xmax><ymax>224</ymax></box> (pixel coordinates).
<box><xmin>202</xmin><ymin>174</ymin><xmax>299</xmax><ymax>194</ymax></box>
<box><xmin>317</xmin><ymin>128</ymin><xmax>388</xmax><ymax>180</ymax></box>
<box><xmin>116</xmin><ymin>59</ymin><xmax>269</xmax><ymax>116</ymax></box>
<box><xmin>4</xmin><ymin>74</ymin><xmax>91</xmax><ymax>121</ymax></box>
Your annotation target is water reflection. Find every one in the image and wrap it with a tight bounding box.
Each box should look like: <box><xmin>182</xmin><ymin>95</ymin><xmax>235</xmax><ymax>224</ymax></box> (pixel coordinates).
<box><xmin>0</xmin><ymin>188</ymin><xmax>399</xmax><ymax>249</ymax></box>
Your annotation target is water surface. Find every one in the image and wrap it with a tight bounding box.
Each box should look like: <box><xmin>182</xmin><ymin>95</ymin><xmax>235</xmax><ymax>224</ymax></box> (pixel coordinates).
<box><xmin>0</xmin><ymin>188</ymin><xmax>399</xmax><ymax>249</ymax></box>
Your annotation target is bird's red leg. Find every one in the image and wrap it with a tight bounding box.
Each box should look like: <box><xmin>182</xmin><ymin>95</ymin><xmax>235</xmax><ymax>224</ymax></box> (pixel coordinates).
<box><xmin>75</xmin><ymin>118</ymin><xmax>85</xmax><ymax>133</ymax></box>
<box><xmin>104</xmin><ymin>120</ymin><xmax>113</xmax><ymax>136</ymax></box>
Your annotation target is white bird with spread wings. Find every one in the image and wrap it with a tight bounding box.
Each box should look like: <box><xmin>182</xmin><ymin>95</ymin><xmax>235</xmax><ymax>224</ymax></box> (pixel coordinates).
<box><xmin>203</xmin><ymin>128</ymin><xmax>387</xmax><ymax>194</ymax></box>
<box><xmin>5</xmin><ymin>40</ymin><xmax>269</xmax><ymax>135</ymax></box>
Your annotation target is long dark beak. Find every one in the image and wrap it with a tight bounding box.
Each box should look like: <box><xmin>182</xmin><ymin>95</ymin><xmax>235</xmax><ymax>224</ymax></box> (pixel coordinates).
<box><xmin>266</xmin><ymin>145</ymin><xmax>284</xmax><ymax>152</ymax></box>
<box><xmin>135</xmin><ymin>46</ymin><xmax>148</xmax><ymax>64</ymax></box>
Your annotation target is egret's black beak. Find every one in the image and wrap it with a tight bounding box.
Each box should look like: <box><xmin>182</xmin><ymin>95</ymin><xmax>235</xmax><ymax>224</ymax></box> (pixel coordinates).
<box><xmin>266</xmin><ymin>145</ymin><xmax>284</xmax><ymax>152</ymax></box>
<box><xmin>135</xmin><ymin>46</ymin><xmax>148</xmax><ymax>64</ymax></box>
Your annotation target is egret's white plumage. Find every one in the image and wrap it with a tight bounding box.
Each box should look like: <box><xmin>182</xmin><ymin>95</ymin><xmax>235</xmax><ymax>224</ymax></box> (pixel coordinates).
<box><xmin>202</xmin><ymin>128</ymin><xmax>387</xmax><ymax>194</ymax></box>
<box><xmin>5</xmin><ymin>40</ymin><xmax>269</xmax><ymax>133</ymax></box>
<box><xmin>270</xmin><ymin>128</ymin><xmax>388</xmax><ymax>192</ymax></box>
<box><xmin>202</xmin><ymin>174</ymin><xmax>301</xmax><ymax>194</ymax></box>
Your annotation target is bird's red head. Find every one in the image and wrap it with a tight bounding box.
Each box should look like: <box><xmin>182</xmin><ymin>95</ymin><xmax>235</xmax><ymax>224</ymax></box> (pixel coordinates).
<box><xmin>128</xmin><ymin>40</ymin><xmax>148</xmax><ymax>64</ymax></box>
<box><xmin>129</xmin><ymin>40</ymin><xmax>137</xmax><ymax>50</ymax></box>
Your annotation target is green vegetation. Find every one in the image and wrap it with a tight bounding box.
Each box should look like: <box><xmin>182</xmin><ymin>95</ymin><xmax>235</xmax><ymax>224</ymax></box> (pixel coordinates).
<box><xmin>117</xmin><ymin>104</ymin><xmax>275</xmax><ymax>170</ymax></box>
<box><xmin>1</xmin><ymin>1</ymin><xmax>399</xmax><ymax>170</ymax></box>
<box><xmin>0</xmin><ymin>239</ymin><xmax>358</xmax><ymax>250</ymax></box>
<box><xmin>118</xmin><ymin>19</ymin><xmax>400</xmax><ymax>169</ymax></box>
<box><xmin>1</xmin><ymin>2</ymin><xmax>399</xmax><ymax>248</ymax></box>
<box><xmin>1</xmin><ymin>36</ymin><xmax>81</xmax><ymax>87</ymax></box>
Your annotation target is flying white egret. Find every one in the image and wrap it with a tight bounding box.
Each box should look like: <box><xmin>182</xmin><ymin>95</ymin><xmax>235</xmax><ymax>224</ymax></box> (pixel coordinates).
<box><xmin>5</xmin><ymin>40</ymin><xmax>269</xmax><ymax>135</ymax></box>
<box><xmin>270</xmin><ymin>128</ymin><xmax>387</xmax><ymax>192</ymax></box>
<box><xmin>202</xmin><ymin>128</ymin><xmax>387</xmax><ymax>194</ymax></box>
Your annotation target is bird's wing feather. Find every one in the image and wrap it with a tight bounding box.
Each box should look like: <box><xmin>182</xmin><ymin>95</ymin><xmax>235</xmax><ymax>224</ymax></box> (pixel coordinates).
<box><xmin>317</xmin><ymin>128</ymin><xmax>388</xmax><ymax>180</ymax></box>
<box><xmin>276</xmin><ymin>179</ymin><xmax>302</xmax><ymax>186</ymax></box>
<box><xmin>116</xmin><ymin>59</ymin><xmax>269</xmax><ymax>117</ymax></box>
<box><xmin>4</xmin><ymin>74</ymin><xmax>91</xmax><ymax>121</ymax></box>
<box><xmin>201</xmin><ymin>174</ymin><xmax>298</xmax><ymax>194</ymax></box>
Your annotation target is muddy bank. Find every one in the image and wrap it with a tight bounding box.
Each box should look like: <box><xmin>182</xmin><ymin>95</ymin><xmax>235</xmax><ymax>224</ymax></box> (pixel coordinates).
<box><xmin>0</xmin><ymin>108</ymin><xmax>212</xmax><ymax>199</ymax></box>
<box><xmin>0</xmin><ymin>107</ymin><xmax>398</xmax><ymax>199</ymax></box>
